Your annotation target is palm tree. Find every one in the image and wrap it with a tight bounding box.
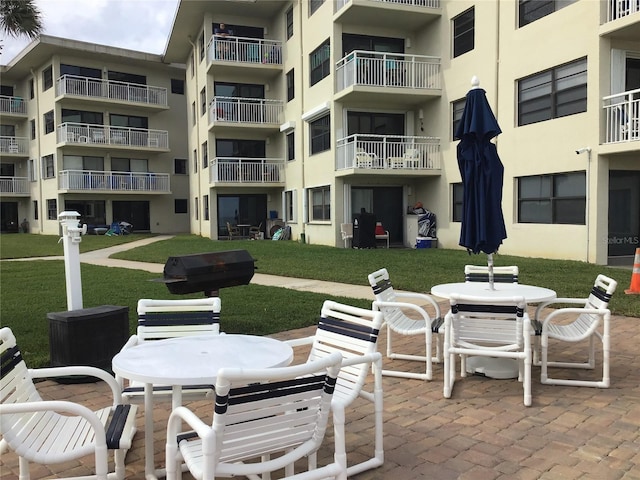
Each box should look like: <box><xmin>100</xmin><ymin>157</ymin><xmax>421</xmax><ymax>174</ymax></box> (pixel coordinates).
<box><xmin>0</xmin><ymin>0</ymin><xmax>43</xmax><ymax>39</ymax></box>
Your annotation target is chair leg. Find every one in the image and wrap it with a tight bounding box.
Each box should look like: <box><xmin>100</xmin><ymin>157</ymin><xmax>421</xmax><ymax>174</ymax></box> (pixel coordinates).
<box><xmin>541</xmin><ymin>333</ymin><xmax>609</xmax><ymax>388</ymax></box>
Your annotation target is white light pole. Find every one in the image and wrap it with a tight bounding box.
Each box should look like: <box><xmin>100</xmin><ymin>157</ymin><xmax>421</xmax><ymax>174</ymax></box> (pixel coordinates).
<box><xmin>58</xmin><ymin>211</ymin><xmax>87</xmax><ymax>310</ymax></box>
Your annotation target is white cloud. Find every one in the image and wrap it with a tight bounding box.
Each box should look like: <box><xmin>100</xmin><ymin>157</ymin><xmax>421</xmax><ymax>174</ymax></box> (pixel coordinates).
<box><xmin>1</xmin><ymin>0</ymin><xmax>179</xmax><ymax>64</ymax></box>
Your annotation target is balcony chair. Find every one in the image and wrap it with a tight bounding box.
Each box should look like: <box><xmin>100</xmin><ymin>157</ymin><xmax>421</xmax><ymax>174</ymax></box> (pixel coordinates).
<box><xmin>249</xmin><ymin>222</ymin><xmax>262</xmax><ymax>239</ymax></box>
<box><xmin>0</xmin><ymin>327</ymin><xmax>138</xmax><ymax>480</ymax></box>
<box><xmin>284</xmin><ymin>300</ymin><xmax>384</xmax><ymax>477</ymax></box>
<box><xmin>403</xmin><ymin>148</ymin><xmax>420</xmax><ymax>168</ymax></box>
<box><xmin>355</xmin><ymin>148</ymin><xmax>377</xmax><ymax>168</ymax></box>
<box><xmin>116</xmin><ymin>298</ymin><xmax>221</xmax><ymax>403</ymax></box>
<box><xmin>375</xmin><ymin>222</ymin><xmax>389</xmax><ymax>248</ymax></box>
<box><xmin>533</xmin><ymin>274</ymin><xmax>617</xmax><ymax>388</ymax></box>
<box><xmin>443</xmin><ymin>295</ymin><xmax>533</xmax><ymax>406</ymax></box>
<box><xmin>464</xmin><ymin>265</ymin><xmax>519</xmax><ymax>284</ymax></box>
<box><xmin>165</xmin><ymin>352</ymin><xmax>346</xmax><ymax>480</ymax></box>
<box><xmin>340</xmin><ymin>222</ymin><xmax>353</xmax><ymax>248</ymax></box>
<box><xmin>226</xmin><ymin>221</ymin><xmax>240</xmax><ymax>239</ymax></box>
<box><xmin>368</xmin><ymin>268</ymin><xmax>443</xmax><ymax>381</ymax></box>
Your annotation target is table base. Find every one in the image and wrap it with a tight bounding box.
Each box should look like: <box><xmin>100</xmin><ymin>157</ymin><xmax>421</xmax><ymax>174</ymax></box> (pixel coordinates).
<box><xmin>465</xmin><ymin>356</ymin><xmax>519</xmax><ymax>379</ymax></box>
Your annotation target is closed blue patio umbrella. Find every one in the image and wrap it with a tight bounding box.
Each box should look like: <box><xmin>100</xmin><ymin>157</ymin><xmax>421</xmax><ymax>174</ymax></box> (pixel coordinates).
<box><xmin>455</xmin><ymin>77</ymin><xmax>507</xmax><ymax>289</ymax></box>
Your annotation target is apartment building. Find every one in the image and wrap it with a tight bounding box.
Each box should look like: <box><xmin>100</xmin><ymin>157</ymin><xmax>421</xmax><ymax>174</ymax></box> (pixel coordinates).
<box><xmin>0</xmin><ymin>35</ymin><xmax>189</xmax><ymax>235</ymax></box>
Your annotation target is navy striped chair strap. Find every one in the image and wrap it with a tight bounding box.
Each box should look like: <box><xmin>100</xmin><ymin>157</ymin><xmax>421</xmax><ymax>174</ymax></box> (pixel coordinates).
<box><xmin>318</xmin><ymin>315</ymin><xmax>379</xmax><ymax>343</ymax></box>
<box><xmin>465</xmin><ymin>273</ymin><xmax>518</xmax><ymax>283</ymax></box>
<box><xmin>452</xmin><ymin>303</ymin><xmax>524</xmax><ymax>316</ymax></box>
<box><xmin>590</xmin><ymin>286</ymin><xmax>613</xmax><ymax>304</ymax></box>
<box><xmin>123</xmin><ymin>384</ymin><xmax>214</xmax><ymax>394</ymax></box>
<box><xmin>1</xmin><ymin>344</ymin><xmax>22</xmax><ymax>380</ymax></box>
<box><xmin>431</xmin><ymin>317</ymin><xmax>445</xmax><ymax>333</ymax></box>
<box><xmin>139</xmin><ymin>311</ymin><xmax>219</xmax><ymax>326</ymax></box>
<box><xmin>371</xmin><ymin>278</ymin><xmax>393</xmax><ymax>295</ymax></box>
<box><xmin>105</xmin><ymin>404</ymin><xmax>134</xmax><ymax>449</ymax></box>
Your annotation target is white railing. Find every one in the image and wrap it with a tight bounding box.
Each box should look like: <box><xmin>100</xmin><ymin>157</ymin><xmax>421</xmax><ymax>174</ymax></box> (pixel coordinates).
<box><xmin>0</xmin><ymin>95</ymin><xmax>27</xmax><ymax>114</ymax></box>
<box><xmin>0</xmin><ymin>136</ymin><xmax>29</xmax><ymax>155</ymax></box>
<box><xmin>607</xmin><ymin>0</ymin><xmax>640</xmax><ymax>21</ymax></box>
<box><xmin>209</xmin><ymin>96</ymin><xmax>283</xmax><ymax>124</ymax></box>
<box><xmin>336</xmin><ymin>51</ymin><xmax>441</xmax><ymax>91</ymax></box>
<box><xmin>336</xmin><ymin>134</ymin><xmax>440</xmax><ymax>170</ymax></box>
<box><xmin>56</xmin><ymin>75</ymin><xmax>168</xmax><ymax>106</ymax></box>
<box><xmin>336</xmin><ymin>0</ymin><xmax>440</xmax><ymax>11</ymax></box>
<box><xmin>0</xmin><ymin>176</ymin><xmax>29</xmax><ymax>194</ymax></box>
<box><xmin>207</xmin><ymin>35</ymin><xmax>282</xmax><ymax>65</ymax></box>
<box><xmin>58</xmin><ymin>170</ymin><xmax>170</xmax><ymax>192</ymax></box>
<box><xmin>57</xmin><ymin>123</ymin><xmax>169</xmax><ymax>149</ymax></box>
<box><xmin>603</xmin><ymin>88</ymin><xmax>640</xmax><ymax>143</ymax></box>
<box><xmin>210</xmin><ymin>157</ymin><xmax>285</xmax><ymax>184</ymax></box>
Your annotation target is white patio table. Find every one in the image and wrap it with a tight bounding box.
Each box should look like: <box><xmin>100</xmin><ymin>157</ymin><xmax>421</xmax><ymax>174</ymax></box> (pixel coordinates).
<box><xmin>430</xmin><ymin>282</ymin><xmax>556</xmax><ymax>379</ymax></box>
<box><xmin>112</xmin><ymin>334</ymin><xmax>294</xmax><ymax>480</ymax></box>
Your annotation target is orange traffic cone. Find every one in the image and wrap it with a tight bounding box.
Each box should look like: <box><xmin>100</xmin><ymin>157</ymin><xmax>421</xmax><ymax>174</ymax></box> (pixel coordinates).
<box><xmin>625</xmin><ymin>248</ymin><xmax>640</xmax><ymax>295</ymax></box>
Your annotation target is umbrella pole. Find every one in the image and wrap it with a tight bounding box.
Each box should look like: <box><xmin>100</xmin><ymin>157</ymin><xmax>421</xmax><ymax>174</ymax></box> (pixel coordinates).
<box><xmin>487</xmin><ymin>253</ymin><xmax>495</xmax><ymax>290</ymax></box>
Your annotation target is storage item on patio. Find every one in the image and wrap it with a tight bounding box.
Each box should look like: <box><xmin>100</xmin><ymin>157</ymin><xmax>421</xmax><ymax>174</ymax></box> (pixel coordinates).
<box><xmin>165</xmin><ymin>352</ymin><xmax>346</xmax><ymax>480</ymax></box>
<box><xmin>464</xmin><ymin>265</ymin><xmax>519</xmax><ymax>284</ymax></box>
<box><xmin>0</xmin><ymin>326</ymin><xmax>138</xmax><ymax>480</ymax></box>
<box><xmin>116</xmin><ymin>298</ymin><xmax>221</xmax><ymax>404</ymax></box>
<box><xmin>283</xmin><ymin>300</ymin><xmax>384</xmax><ymax>477</ymax></box>
<box><xmin>352</xmin><ymin>211</ymin><xmax>376</xmax><ymax>248</ymax></box>
<box><xmin>368</xmin><ymin>268</ymin><xmax>443</xmax><ymax>381</ymax></box>
<box><xmin>416</xmin><ymin>237</ymin><xmax>436</xmax><ymax>248</ymax></box>
<box><xmin>154</xmin><ymin>249</ymin><xmax>255</xmax><ymax>296</ymax></box>
<box><xmin>534</xmin><ymin>274</ymin><xmax>616</xmax><ymax>388</ymax></box>
<box><xmin>48</xmin><ymin>305</ymin><xmax>129</xmax><ymax>382</ymax></box>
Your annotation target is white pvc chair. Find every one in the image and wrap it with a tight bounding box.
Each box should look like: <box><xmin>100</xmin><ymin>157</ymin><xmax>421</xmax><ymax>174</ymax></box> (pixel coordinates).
<box><xmin>340</xmin><ymin>222</ymin><xmax>353</xmax><ymax>248</ymax></box>
<box><xmin>368</xmin><ymin>268</ymin><xmax>443</xmax><ymax>381</ymax></box>
<box><xmin>464</xmin><ymin>265</ymin><xmax>519</xmax><ymax>284</ymax></box>
<box><xmin>165</xmin><ymin>352</ymin><xmax>346</xmax><ymax>480</ymax></box>
<box><xmin>534</xmin><ymin>274</ymin><xmax>617</xmax><ymax>388</ymax></box>
<box><xmin>443</xmin><ymin>295</ymin><xmax>532</xmax><ymax>406</ymax></box>
<box><xmin>0</xmin><ymin>327</ymin><xmax>138</xmax><ymax>480</ymax></box>
<box><xmin>117</xmin><ymin>297</ymin><xmax>221</xmax><ymax>403</ymax></box>
<box><xmin>284</xmin><ymin>300</ymin><xmax>384</xmax><ymax>477</ymax></box>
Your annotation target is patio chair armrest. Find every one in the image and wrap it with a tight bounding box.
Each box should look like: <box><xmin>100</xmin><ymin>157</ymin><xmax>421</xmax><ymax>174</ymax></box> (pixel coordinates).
<box><xmin>283</xmin><ymin>336</ymin><xmax>315</xmax><ymax>348</ymax></box>
<box><xmin>373</xmin><ymin>300</ymin><xmax>436</xmax><ymax>323</ymax></box>
<box><xmin>391</xmin><ymin>291</ymin><xmax>441</xmax><ymax>318</ymax></box>
<box><xmin>167</xmin><ymin>405</ymin><xmax>211</xmax><ymax>442</ymax></box>
<box><xmin>29</xmin><ymin>366</ymin><xmax>124</xmax><ymax>404</ymax></box>
<box><xmin>540</xmin><ymin>307</ymin><xmax>610</xmax><ymax>332</ymax></box>
<box><xmin>121</xmin><ymin>334</ymin><xmax>139</xmax><ymax>350</ymax></box>
<box><xmin>534</xmin><ymin>297</ymin><xmax>588</xmax><ymax>319</ymax></box>
<box><xmin>339</xmin><ymin>351</ymin><xmax>382</xmax><ymax>369</ymax></box>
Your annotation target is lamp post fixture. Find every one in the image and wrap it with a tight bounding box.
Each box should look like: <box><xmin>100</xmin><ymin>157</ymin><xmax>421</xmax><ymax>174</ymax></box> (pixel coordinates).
<box><xmin>58</xmin><ymin>211</ymin><xmax>87</xmax><ymax>310</ymax></box>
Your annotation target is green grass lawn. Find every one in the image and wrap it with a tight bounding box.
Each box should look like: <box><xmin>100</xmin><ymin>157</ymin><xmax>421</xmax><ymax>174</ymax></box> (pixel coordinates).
<box><xmin>1</xmin><ymin>233</ymin><xmax>636</xmax><ymax>367</ymax></box>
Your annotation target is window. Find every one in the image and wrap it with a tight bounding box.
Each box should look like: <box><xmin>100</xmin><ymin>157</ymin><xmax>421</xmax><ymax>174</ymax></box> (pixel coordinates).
<box><xmin>41</xmin><ymin>154</ymin><xmax>54</xmax><ymax>179</ymax></box>
<box><xmin>29</xmin><ymin>78</ymin><xmax>34</xmax><ymax>99</ymax></box>
<box><xmin>112</xmin><ymin>157</ymin><xmax>148</xmax><ymax>172</ymax></box>
<box><xmin>28</xmin><ymin>159</ymin><xmax>36</xmax><ymax>181</ymax></box>
<box><xmin>309</xmin><ymin>0</ymin><xmax>324</xmax><ymax>16</ymax></box>
<box><xmin>310</xmin><ymin>114</ymin><xmax>330</xmax><ymax>154</ymax></box>
<box><xmin>310</xmin><ymin>39</ymin><xmax>330</xmax><ymax>86</ymax></box>
<box><xmin>518</xmin><ymin>57</ymin><xmax>587</xmax><ymax>126</ymax></box>
<box><xmin>452</xmin><ymin>183</ymin><xmax>463</xmax><ymax>222</ymax></box>
<box><xmin>195</xmin><ymin>196</ymin><xmax>199</xmax><ymax>220</ymax></box>
<box><xmin>171</xmin><ymin>78</ymin><xmax>185</xmax><ymax>94</ymax></box>
<box><xmin>190</xmin><ymin>51</ymin><xmax>195</xmax><ymax>77</ymax></box>
<box><xmin>286</xmin><ymin>69</ymin><xmax>295</xmax><ymax>102</ymax></box>
<box><xmin>287</xmin><ymin>132</ymin><xmax>295</xmax><ymax>161</ymax></box>
<box><xmin>191</xmin><ymin>102</ymin><xmax>196</xmax><ymax>125</ymax></box>
<box><xmin>452</xmin><ymin>98</ymin><xmax>466</xmax><ymax>139</ymax></box>
<box><xmin>202</xmin><ymin>141</ymin><xmax>208</xmax><ymax>169</ymax></box>
<box><xmin>109</xmin><ymin>113</ymin><xmax>147</xmax><ymax>128</ymax></box>
<box><xmin>286</xmin><ymin>6</ymin><xmax>294</xmax><ymax>39</ymax></box>
<box><xmin>310</xmin><ymin>186</ymin><xmax>330</xmax><ymax>221</ymax></box>
<box><xmin>203</xmin><ymin>194</ymin><xmax>209</xmax><ymax>220</ymax></box>
<box><xmin>518</xmin><ymin>171</ymin><xmax>586</xmax><ymax>224</ymax></box>
<box><xmin>47</xmin><ymin>199</ymin><xmax>57</xmax><ymax>220</ymax></box>
<box><xmin>199</xmin><ymin>32</ymin><xmax>205</xmax><ymax>61</ymax></box>
<box><xmin>42</xmin><ymin>66</ymin><xmax>53</xmax><ymax>91</ymax></box>
<box><xmin>30</xmin><ymin>119</ymin><xmax>36</xmax><ymax>140</ymax></box>
<box><xmin>61</xmin><ymin>64</ymin><xmax>101</xmax><ymax>79</ymax></box>
<box><xmin>33</xmin><ymin>200</ymin><xmax>38</xmax><ymax>220</ymax></box>
<box><xmin>43</xmin><ymin>110</ymin><xmax>54</xmax><ymax>134</ymax></box>
<box><xmin>285</xmin><ymin>189</ymin><xmax>297</xmax><ymax>222</ymax></box>
<box><xmin>175</xmin><ymin>199</ymin><xmax>188</xmax><ymax>214</ymax></box>
<box><xmin>518</xmin><ymin>0</ymin><xmax>576</xmax><ymax>28</ymax></box>
<box><xmin>108</xmin><ymin>70</ymin><xmax>146</xmax><ymax>85</ymax></box>
<box><xmin>200</xmin><ymin>87</ymin><xmax>206</xmax><ymax>116</ymax></box>
<box><xmin>453</xmin><ymin>7</ymin><xmax>474</xmax><ymax>58</ymax></box>
<box><xmin>63</xmin><ymin>155</ymin><xmax>104</xmax><ymax>171</ymax></box>
<box><xmin>174</xmin><ymin>158</ymin><xmax>187</xmax><ymax>174</ymax></box>
<box><xmin>193</xmin><ymin>148</ymin><xmax>198</xmax><ymax>173</ymax></box>
<box><xmin>63</xmin><ymin>109</ymin><xmax>104</xmax><ymax>125</ymax></box>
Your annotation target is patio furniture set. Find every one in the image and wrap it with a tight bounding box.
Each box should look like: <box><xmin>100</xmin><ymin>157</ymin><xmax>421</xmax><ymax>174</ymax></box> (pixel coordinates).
<box><xmin>0</xmin><ymin>266</ymin><xmax>616</xmax><ymax>479</ymax></box>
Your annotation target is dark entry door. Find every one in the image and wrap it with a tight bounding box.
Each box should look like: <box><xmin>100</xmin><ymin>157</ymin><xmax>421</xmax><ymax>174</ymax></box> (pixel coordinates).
<box><xmin>112</xmin><ymin>201</ymin><xmax>150</xmax><ymax>231</ymax></box>
<box><xmin>0</xmin><ymin>202</ymin><xmax>19</xmax><ymax>232</ymax></box>
<box><xmin>352</xmin><ymin>186</ymin><xmax>403</xmax><ymax>244</ymax></box>
<box><xmin>608</xmin><ymin>171</ymin><xmax>640</xmax><ymax>257</ymax></box>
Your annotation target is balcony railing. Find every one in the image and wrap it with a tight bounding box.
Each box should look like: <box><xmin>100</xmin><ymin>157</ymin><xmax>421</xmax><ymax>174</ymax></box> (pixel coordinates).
<box><xmin>0</xmin><ymin>136</ymin><xmax>29</xmax><ymax>155</ymax></box>
<box><xmin>56</xmin><ymin>75</ymin><xmax>168</xmax><ymax>106</ymax></box>
<box><xmin>603</xmin><ymin>88</ymin><xmax>640</xmax><ymax>143</ymax></box>
<box><xmin>0</xmin><ymin>176</ymin><xmax>29</xmax><ymax>194</ymax></box>
<box><xmin>607</xmin><ymin>0</ymin><xmax>639</xmax><ymax>21</ymax></box>
<box><xmin>57</xmin><ymin>123</ymin><xmax>169</xmax><ymax>149</ymax></box>
<box><xmin>58</xmin><ymin>170</ymin><xmax>170</xmax><ymax>192</ymax></box>
<box><xmin>336</xmin><ymin>134</ymin><xmax>440</xmax><ymax>170</ymax></box>
<box><xmin>0</xmin><ymin>95</ymin><xmax>27</xmax><ymax>115</ymax></box>
<box><xmin>210</xmin><ymin>157</ymin><xmax>285</xmax><ymax>184</ymax></box>
<box><xmin>336</xmin><ymin>51</ymin><xmax>441</xmax><ymax>91</ymax></box>
<box><xmin>209</xmin><ymin>96</ymin><xmax>283</xmax><ymax>125</ymax></box>
<box><xmin>207</xmin><ymin>35</ymin><xmax>282</xmax><ymax>65</ymax></box>
<box><xmin>336</xmin><ymin>0</ymin><xmax>440</xmax><ymax>10</ymax></box>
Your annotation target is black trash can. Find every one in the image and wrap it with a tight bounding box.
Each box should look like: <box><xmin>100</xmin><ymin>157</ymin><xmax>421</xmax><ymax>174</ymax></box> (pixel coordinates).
<box><xmin>353</xmin><ymin>212</ymin><xmax>376</xmax><ymax>248</ymax></box>
<box><xmin>48</xmin><ymin>305</ymin><xmax>129</xmax><ymax>383</ymax></box>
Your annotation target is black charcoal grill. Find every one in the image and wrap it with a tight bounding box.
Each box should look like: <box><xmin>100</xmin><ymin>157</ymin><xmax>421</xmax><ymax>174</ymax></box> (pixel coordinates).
<box><xmin>154</xmin><ymin>250</ymin><xmax>256</xmax><ymax>296</ymax></box>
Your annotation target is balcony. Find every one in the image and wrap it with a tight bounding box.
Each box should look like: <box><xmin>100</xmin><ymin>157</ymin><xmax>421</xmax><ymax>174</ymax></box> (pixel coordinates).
<box><xmin>0</xmin><ymin>137</ymin><xmax>29</xmax><ymax>156</ymax></box>
<box><xmin>210</xmin><ymin>157</ymin><xmax>285</xmax><ymax>186</ymax></box>
<box><xmin>601</xmin><ymin>0</ymin><xmax>640</xmax><ymax>40</ymax></box>
<box><xmin>58</xmin><ymin>170</ymin><xmax>170</xmax><ymax>193</ymax></box>
<box><xmin>56</xmin><ymin>75</ymin><xmax>168</xmax><ymax>108</ymax></box>
<box><xmin>334</xmin><ymin>0</ymin><xmax>440</xmax><ymax>30</ymax></box>
<box><xmin>0</xmin><ymin>176</ymin><xmax>29</xmax><ymax>196</ymax></box>
<box><xmin>207</xmin><ymin>35</ymin><xmax>283</xmax><ymax>79</ymax></box>
<box><xmin>0</xmin><ymin>95</ymin><xmax>27</xmax><ymax>117</ymax></box>
<box><xmin>209</xmin><ymin>97</ymin><xmax>283</xmax><ymax>132</ymax></box>
<box><xmin>602</xmin><ymin>89</ymin><xmax>639</xmax><ymax>148</ymax></box>
<box><xmin>57</xmin><ymin>123</ymin><xmax>169</xmax><ymax>151</ymax></box>
<box><xmin>336</xmin><ymin>134</ymin><xmax>440</xmax><ymax>175</ymax></box>
<box><xmin>335</xmin><ymin>51</ymin><xmax>441</xmax><ymax>105</ymax></box>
